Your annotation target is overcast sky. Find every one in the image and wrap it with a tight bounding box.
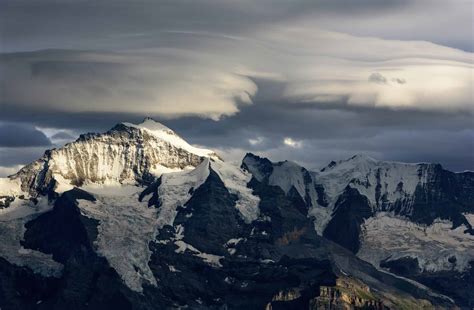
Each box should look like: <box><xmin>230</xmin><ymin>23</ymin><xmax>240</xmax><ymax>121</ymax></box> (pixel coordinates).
<box><xmin>1</xmin><ymin>0</ymin><xmax>473</xmax><ymax>175</ymax></box>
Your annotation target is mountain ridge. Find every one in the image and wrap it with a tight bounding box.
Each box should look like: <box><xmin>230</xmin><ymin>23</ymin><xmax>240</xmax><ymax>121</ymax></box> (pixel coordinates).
<box><xmin>0</xmin><ymin>120</ymin><xmax>472</xmax><ymax>309</ymax></box>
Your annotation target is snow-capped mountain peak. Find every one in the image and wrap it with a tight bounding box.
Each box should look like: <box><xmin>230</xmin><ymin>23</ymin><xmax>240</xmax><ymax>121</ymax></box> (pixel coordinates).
<box><xmin>122</xmin><ymin>118</ymin><xmax>215</xmax><ymax>158</ymax></box>
<box><xmin>126</xmin><ymin>117</ymin><xmax>172</xmax><ymax>132</ymax></box>
<box><xmin>345</xmin><ymin>153</ymin><xmax>377</xmax><ymax>162</ymax></box>
<box><xmin>0</xmin><ymin>119</ymin><xmax>219</xmax><ymax>198</ymax></box>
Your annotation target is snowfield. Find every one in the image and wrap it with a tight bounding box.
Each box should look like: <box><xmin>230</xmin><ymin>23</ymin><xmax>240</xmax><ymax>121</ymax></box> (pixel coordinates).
<box><xmin>0</xmin><ymin>177</ymin><xmax>23</xmax><ymax>196</ymax></box>
<box><xmin>75</xmin><ymin>157</ymin><xmax>259</xmax><ymax>291</ymax></box>
<box><xmin>78</xmin><ymin>185</ymin><xmax>158</xmax><ymax>292</ymax></box>
<box><xmin>156</xmin><ymin>158</ymin><xmax>210</xmax><ymax>230</ymax></box>
<box><xmin>211</xmin><ymin>159</ymin><xmax>260</xmax><ymax>223</ymax></box>
<box><xmin>358</xmin><ymin>212</ymin><xmax>474</xmax><ymax>273</ymax></box>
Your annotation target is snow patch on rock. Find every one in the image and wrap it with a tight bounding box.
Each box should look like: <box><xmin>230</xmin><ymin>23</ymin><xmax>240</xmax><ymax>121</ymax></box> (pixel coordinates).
<box><xmin>0</xmin><ymin>177</ymin><xmax>23</xmax><ymax>196</ymax></box>
<box><xmin>52</xmin><ymin>174</ymin><xmax>75</xmax><ymax>193</ymax></box>
<box><xmin>211</xmin><ymin>159</ymin><xmax>260</xmax><ymax>223</ymax></box>
<box><xmin>156</xmin><ymin>158</ymin><xmax>210</xmax><ymax>230</ymax></box>
<box><xmin>308</xmin><ymin>206</ymin><xmax>333</xmax><ymax>235</ymax></box>
<box><xmin>241</xmin><ymin>155</ymin><xmax>267</xmax><ymax>182</ymax></box>
<box><xmin>149</xmin><ymin>164</ymin><xmax>191</xmax><ymax>177</ymax></box>
<box><xmin>173</xmin><ymin>225</ymin><xmax>223</xmax><ymax>268</ymax></box>
<box><xmin>268</xmin><ymin>161</ymin><xmax>306</xmax><ymax>198</ymax></box>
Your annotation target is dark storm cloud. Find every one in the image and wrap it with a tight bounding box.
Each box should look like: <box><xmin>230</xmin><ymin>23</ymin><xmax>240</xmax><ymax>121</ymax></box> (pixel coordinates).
<box><xmin>0</xmin><ymin>123</ymin><xmax>51</xmax><ymax>147</ymax></box>
<box><xmin>0</xmin><ymin>0</ymin><xmax>411</xmax><ymax>50</ymax></box>
<box><xmin>2</xmin><ymin>0</ymin><xmax>471</xmax><ymax>52</ymax></box>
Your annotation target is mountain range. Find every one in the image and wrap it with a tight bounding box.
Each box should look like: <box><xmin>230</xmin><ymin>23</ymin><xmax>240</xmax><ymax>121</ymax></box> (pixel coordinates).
<box><xmin>0</xmin><ymin>118</ymin><xmax>473</xmax><ymax>309</ymax></box>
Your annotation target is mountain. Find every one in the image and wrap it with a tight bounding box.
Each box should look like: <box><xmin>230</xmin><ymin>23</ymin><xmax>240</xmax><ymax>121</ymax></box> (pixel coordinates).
<box><xmin>243</xmin><ymin>153</ymin><xmax>474</xmax><ymax>307</ymax></box>
<box><xmin>0</xmin><ymin>119</ymin><xmax>471</xmax><ymax>309</ymax></box>
<box><xmin>1</xmin><ymin>118</ymin><xmax>218</xmax><ymax>201</ymax></box>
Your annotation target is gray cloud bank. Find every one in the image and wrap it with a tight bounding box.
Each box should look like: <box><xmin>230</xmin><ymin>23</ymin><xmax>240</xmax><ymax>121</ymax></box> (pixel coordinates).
<box><xmin>2</xmin><ymin>0</ymin><xmax>472</xmax><ymax>52</ymax></box>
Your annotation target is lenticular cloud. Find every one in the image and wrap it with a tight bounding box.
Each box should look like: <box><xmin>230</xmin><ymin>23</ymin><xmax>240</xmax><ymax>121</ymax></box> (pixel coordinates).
<box><xmin>1</xmin><ymin>25</ymin><xmax>472</xmax><ymax>121</ymax></box>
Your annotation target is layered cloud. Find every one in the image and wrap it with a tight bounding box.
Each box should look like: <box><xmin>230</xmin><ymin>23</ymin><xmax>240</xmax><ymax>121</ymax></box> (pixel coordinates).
<box><xmin>1</xmin><ymin>27</ymin><xmax>472</xmax><ymax>121</ymax></box>
<box><xmin>258</xmin><ymin>26</ymin><xmax>472</xmax><ymax>112</ymax></box>
<box><xmin>0</xmin><ymin>49</ymin><xmax>257</xmax><ymax>120</ymax></box>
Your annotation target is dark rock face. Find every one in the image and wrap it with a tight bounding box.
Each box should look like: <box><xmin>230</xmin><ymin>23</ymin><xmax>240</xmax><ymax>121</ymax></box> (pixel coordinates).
<box><xmin>0</xmin><ymin>257</ymin><xmax>60</xmax><ymax>310</ymax></box>
<box><xmin>380</xmin><ymin>256</ymin><xmax>421</xmax><ymax>276</ymax></box>
<box><xmin>412</xmin><ymin>262</ymin><xmax>474</xmax><ymax>309</ymax></box>
<box><xmin>313</xmin><ymin>183</ymin><xmax>329</xmax><ymax>209</ymax></box>
<box><xmin>138</xmin><ymin>177</ymin><xmax>161</xmax><ymax>207</ymax></box>
<box><xmin>407</xmin><ymin>168</ymin><xmax>474</xmax><ymax>228</ymax></box>
<box><xmin>173</xmin><ymin>168</ymin><xmax>244</xmax><ymax>255</ymax></box>
<box><xmin>241</xmin><ymin>153</ymin><xmax>274</xmax><ymax>182</ymax></box>
<box><xmin>323</xmin><ymin>187</ymin><xmax>373</xmax><ymax>254</ymax></box>
<box><xmin>0</xmin><ymin>196</ymin><xmax>15</xmax><ymax>209</ymax></box>
<box><xmin>15</xmin><ymin>153</ymin><xmax>56</xmax><ymax>196</ymax></box>
<box><xmin>21</xmin><ymin>188</ymin><xmax>98</xmax><ymax>263</ymax></box>
<box><xmin>380</xmin><ymin>257</ymin><xmax>474</xmax><ymax>309</ymax></box>
<box><xmin>368</xmin><ymin>168</ymin><xmax>474</xmax><ymax>309</ymax></box>
<box><xmin>249</xmin><ymin>177</ymin><xmax>315</xmax><ymax>246</ymax></box>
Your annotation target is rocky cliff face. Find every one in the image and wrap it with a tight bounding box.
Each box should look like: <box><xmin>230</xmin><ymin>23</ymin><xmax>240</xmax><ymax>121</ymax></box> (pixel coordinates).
<box><xmin>309</xmin><ymin>276</ymin><xmax>434</xmax><ymax>310</ymax></box>
<box><xmin>316</xmin><ymin>155</ymin><xmax>474</xmax><ymax>228</ymax></box>
<box><xmin>244</xmin><ymin>153</ymin><xmax>474</xmax><ymax>234</ymax></box>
